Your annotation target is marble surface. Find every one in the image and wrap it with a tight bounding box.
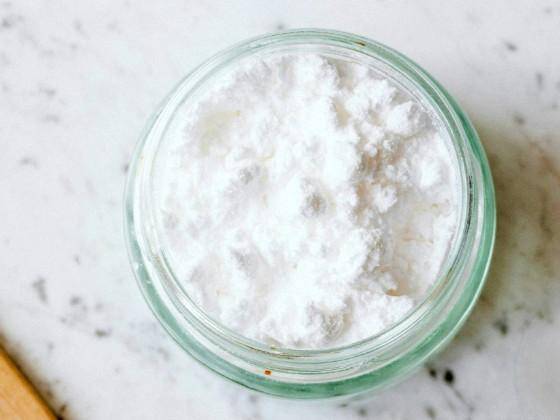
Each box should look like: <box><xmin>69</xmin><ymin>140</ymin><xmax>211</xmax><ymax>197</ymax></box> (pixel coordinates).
<box><xmin>1</xmin><ymin>0</ymin><xmax>559</xmax><ymax>418</ymax></box>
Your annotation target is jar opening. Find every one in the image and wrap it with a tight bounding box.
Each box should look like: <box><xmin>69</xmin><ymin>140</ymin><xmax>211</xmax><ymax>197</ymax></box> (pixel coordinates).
<box><xmin>125</xmin><ymin>29</ymin><xmax>495</xmax><ymax>396</ymax></box>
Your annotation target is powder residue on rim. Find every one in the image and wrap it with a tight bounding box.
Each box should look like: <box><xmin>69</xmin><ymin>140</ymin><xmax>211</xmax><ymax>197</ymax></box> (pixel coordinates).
<box><xmin>155</xmin><ymin>53</ymin><xmax>459</xmax><ymax>349</ymax></box>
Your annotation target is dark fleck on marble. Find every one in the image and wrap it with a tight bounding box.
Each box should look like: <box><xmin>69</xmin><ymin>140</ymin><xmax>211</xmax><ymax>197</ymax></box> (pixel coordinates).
<box><xmin>248</xmin><ymin>394</ymin><xmax>258</xmax><ymax>403</ymax></box>
<box><xmin>443</xmin><ymin>369</ymin><xmax>455</xmax><ymax>385</ymax></box>
<box><xmin>513</xmin><ymin>113</ymin><xmax>525</xmax><ymax>125</ymax></box>
<box><xmin>73</xmin><ymin>19</ymin><xmax>86</xmax><ymax>37</ymax></box>
<box><xmin>493</xmin><ymin>318</ymin><xmax>509</xmax><ymax>335</ymax></box>
<box><xmin>544</xmin><ymin>6</ymin><xmax>552</xmax><ymax>14</ymax></box>
<box><xmin>38</xmin><ymin>86</ymin><xmax>57</xmax><ymax>98</ymax></box>
<box><xmin>73</xmin><ymin>255</ymin><xmax>81</xmax><ymax>265</ymax></box>
<box><xmin>275</xmin><ymin>22</ymin><xmax>286</xmax><ymax>30</ymax></box>
<box><xmin>450</xmin><ymin>385</ymin><xmax>474</xmax><ymax>414</ymax></box>
<box><xmin>157</xmin><ymin>347</ymin><xmax>170</xmax><ymax>361</ymax></box>
<box><xmin>122</xmin><ymin>163</ymin><xmax>129</xmax><ymax>174</ymax></box>
<box><xmin>503</xmin><ymin>40</ymin><xmax>518</xmax><ymax>52</ymax></box>
<box><xmin>42</xmin><ymin>114</ymin><xmax>61</xmax><ymax>123</ymax></box>
<box><xmin>69</xmin><ymin>295</ymin><xmax>82</xmax><ymax>305</ymax></box>
<box><xmin>1</xmin><ymin>14</ymin><xmax>23</xmax><ymax>29</ymax></box>
<box><xmin>536</xmin><ymin>72</ymin><xmax>544</xmax><ymax>89</ymax></box>
<box><xmin>32</xmin><ymin>276</ymin><xmax>47</xmax><ymax>304</ymax></box>
<box><xmin>357</xmin><ymin>407</ymin><xmax>368</xmax><ymax>417</ymax></box>
<box><xmin>536</xmin><ymin>308</ymin><xmax>554</xmax><ymax>324</ymax></box>
<box><xmin>94</xmin><ymin>328</ymin><xmax>111</xmax><ymax>338</ymax></box>
<box><xmin>338</xmin><ymin>403</ymin><xmax>349</xmax><ymax>408</ymax></box>
<box><xmin>19</xmin><ymin>156</ymin><xmax>38</xmax><ymax>167</ymax></box>
<box><xmin>425</xmin><ymin>406</ymin><xmax>436</xmax><ymax>419</ymax></box>
<box><xmin>428</xmin><ymin>366</ymin><xmax>437</xmax><ymax>379</ymax></box>
<box><xmin>512</xmin><ymin>301</ymin><xmax>524</xmax><ymax>311</ymax></box>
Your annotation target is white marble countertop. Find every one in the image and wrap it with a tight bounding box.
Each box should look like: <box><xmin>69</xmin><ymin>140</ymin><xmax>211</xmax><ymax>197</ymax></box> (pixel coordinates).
<box><xmin>1</xmin><ymin>0</ymin><xmax>559</xmax><ymax>418</ymax></box>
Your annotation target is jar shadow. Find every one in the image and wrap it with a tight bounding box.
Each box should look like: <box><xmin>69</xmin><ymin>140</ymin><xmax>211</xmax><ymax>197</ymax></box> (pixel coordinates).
<box><xmin>448</xmin><ymin>118</ymin><xmax>559</xmax><ymax>351</ymax></box>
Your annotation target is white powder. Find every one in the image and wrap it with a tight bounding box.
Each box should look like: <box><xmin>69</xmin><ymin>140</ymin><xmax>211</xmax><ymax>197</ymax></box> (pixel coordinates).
<box><xmin>155</xmin><ymin>53</ymin><xmax>459</xmax><ymax>349</ymax></box>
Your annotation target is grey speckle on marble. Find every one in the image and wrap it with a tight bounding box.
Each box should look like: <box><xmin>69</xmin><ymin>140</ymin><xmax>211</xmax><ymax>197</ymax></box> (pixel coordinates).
<box><xmin>1</xmin><ymin>0</ymin><xmax>559</xmax><ymax>419</ymax></box>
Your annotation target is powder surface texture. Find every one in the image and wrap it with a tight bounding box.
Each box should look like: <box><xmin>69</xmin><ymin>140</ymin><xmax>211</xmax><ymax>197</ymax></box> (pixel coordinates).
<box><xmin>156</xmin><ymin>53</ymin><xmax>459</xmax><ymax>349</ymax></box>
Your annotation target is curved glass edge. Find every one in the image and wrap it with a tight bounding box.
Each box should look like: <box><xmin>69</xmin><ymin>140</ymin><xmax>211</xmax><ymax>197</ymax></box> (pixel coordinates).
<box><xmin>123</xmin><ymin>28</ymin><xmax>497</xmax><ymax>399</ymax></box>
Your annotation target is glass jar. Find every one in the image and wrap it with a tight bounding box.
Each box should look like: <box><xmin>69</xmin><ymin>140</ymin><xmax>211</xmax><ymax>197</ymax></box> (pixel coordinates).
<box><xmin>124</xmin><ymin>29</ymin><xmax>496</xmax><ymax>399</ymax></box>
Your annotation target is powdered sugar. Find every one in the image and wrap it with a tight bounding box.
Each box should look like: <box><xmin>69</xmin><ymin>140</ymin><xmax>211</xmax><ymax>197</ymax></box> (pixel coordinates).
<box><xmin>155</xmin><ymin>53</ymin><xmax>459</xmax><ymax>349</ymax></box>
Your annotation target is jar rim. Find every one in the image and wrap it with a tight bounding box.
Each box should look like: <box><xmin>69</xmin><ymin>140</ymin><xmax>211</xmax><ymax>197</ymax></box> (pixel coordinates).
<box><xmin>124</xmin><ymin>28</ymin><xmax>496</xmax><ymax>397</ymax></box>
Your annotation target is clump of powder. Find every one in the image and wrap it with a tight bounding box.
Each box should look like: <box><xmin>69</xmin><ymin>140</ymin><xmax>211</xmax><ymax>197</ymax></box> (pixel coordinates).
<box><xmin>155</xmin><ymin>53</ymin><xmax>459</xmax><ymax>349</ymax></box>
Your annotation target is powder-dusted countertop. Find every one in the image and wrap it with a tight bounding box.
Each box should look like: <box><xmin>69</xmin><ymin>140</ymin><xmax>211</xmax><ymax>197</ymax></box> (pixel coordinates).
<box><xmin>1</xmin><ymin>1</ymin><xmax>558</xmax><ymax>419</ymax></box>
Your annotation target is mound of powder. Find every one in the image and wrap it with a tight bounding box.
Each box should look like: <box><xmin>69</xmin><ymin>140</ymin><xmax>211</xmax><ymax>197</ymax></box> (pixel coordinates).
<box><xmin>155</xmin><ymin>53</ymin><xmax>459</xmax><ymax>349</ymax></box>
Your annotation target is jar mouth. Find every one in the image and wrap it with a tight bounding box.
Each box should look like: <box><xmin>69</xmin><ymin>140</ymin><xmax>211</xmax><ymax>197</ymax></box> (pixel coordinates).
<box><xmin>125</xmin><ymin>28</ymin><xmax>495</xmax><ymax>393</ymax></box>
